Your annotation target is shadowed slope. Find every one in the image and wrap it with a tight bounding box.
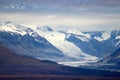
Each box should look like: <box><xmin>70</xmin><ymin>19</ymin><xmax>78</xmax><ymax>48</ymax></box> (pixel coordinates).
<box><xmin>0</xmin><ymin>44</ymin><xmax>58</xmax><ymax>66</ymax></box>
<box><xmin>0</xmin><ymin>44</ymin><xmax>120</xmax><ymax>80</ymax></box>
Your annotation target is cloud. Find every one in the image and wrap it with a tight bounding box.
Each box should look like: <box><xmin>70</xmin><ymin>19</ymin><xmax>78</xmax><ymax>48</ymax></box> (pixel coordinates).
<box><xmin>21</xmin><ymin>0</ymin><xmax>120</xmax><ymax>8</ymax></box>
<box><xmin>1</xmin><ymin>0</ymin><xmax>120</xmax><ymax>11</ymax></box>
<box><xmin>0</xmin><ymin>0</ymin><xmax>120</xmax><ymax>31</ymax></box>
<box><xmin>0</xmin><ymin>12</ymin><xmax>120</xmax><ymax>31</ymax></box>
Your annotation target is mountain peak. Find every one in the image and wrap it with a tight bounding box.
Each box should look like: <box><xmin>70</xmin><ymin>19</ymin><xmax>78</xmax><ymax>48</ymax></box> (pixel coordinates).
<box><xmin>36</xmin><ymin>26</ymin><xmax>53</xmax><ymax>31</ymax></box>
<box><xmin>43</xmin><ymin>26</ymin><xmax>53</xmax><ymax>31</ymax></box>
<box><xmin>67</xmin><ymin>29</ymin><xmax>83</xmax><ymax>35</ymax></box>
<box><xmin>5</xmin><ymin>21</ymin><xmax>12</xmax><ymax>25</ymax></box>
<box><xmin>5</xmin><ymin>21</ymin><xmax>14</xmax><ymax>27</ymax></box>
<box><xmin>0</xmin><ymin>22</ymin><xmax>36</xmax><ymax>36</ymax></box>
<box><xmin>0</xmin><ymin>21</ymin><xmax>17</xmax><ymax>33</ymax></box>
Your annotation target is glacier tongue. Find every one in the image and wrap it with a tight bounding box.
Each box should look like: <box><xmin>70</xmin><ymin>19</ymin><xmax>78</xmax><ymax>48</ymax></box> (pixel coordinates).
<box><xmin>34</xmin><ymin>26</ymin><xmax>98</xmax><ymax>61</ymax></box>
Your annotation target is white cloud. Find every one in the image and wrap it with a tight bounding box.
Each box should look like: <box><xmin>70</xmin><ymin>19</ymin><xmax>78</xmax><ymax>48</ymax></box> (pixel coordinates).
<box><xmin>0</xmin><ymin>12</ymin><xmax>120</xmax><ymax>31</ymax></box>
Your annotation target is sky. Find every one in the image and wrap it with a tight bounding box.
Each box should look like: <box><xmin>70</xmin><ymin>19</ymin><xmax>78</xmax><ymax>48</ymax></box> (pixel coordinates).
<box><xmin>0</xmin><ymin>0</ymin><xmax>120</xmax><ymax>31</ymax></box>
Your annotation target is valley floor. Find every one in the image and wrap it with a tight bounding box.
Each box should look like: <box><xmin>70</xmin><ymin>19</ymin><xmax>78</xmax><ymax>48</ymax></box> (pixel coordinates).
<box><xmin>58</xmin><ymin>60</ymin><xmax>98</xmax><ymax>67</ymax></box>
<box><xmin>1</xmin><ymin>65</ymin><xmax>120</xmax><ymax>80</ymax></box>
<box><xmin>0</xmin><ymin>74</ymin><xmax>120</xmax><ymax>80</ymax></box>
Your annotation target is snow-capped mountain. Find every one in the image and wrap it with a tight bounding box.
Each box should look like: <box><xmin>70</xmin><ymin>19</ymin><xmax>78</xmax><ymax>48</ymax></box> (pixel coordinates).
<box><xmin>0</xmin><ymin>22</ymin><xmax>98</xmax><ymax>63</ymax></box>
<box><xmin>0</xmin><ymin>22</ymin><xmax>67</xmax><ymax>62</ymax></box>
<box><xmin>66</xmin><ymin>30</ymin><xmax>120</xmax><ymax>57</ymax></box>
<box><xmin>0</xmin><ymin>22</ymin><xmax>120</xmax><ymax>66</ymax></box>
<box><xmin>0</xmin><ymin>21</ymin><xmax>34</xmax><ymax>35</ymax></box>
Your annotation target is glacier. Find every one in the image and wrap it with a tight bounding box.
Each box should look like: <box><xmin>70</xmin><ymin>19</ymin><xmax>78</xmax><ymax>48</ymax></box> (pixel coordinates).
<box><xmin>0</xmin><ymin>22</ymin><xmax>120</xmax><ymax>66</ymax></box>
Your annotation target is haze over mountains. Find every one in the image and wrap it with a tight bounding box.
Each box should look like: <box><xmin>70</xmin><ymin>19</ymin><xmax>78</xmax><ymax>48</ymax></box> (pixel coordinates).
<box><xmin>0</xmin><ymin>21</ymin><xmax>120</xmax><ymax>67</ymax></box>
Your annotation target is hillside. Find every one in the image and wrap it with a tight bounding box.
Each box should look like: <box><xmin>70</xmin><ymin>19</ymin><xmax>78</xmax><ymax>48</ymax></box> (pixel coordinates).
<box><xmin>97</xmin><ymin>48</ymin><xmax>120</xmax><ymax>71</ymax></box>
<box><xmin>0</xmin><ymin>44</ymin><xmax>58</xmax><ymax>66</ymax></box>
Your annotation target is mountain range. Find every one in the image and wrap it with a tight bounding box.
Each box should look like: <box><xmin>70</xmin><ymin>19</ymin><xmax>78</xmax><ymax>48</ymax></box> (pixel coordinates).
<box><xmin>0</xmin><ymin>21</ymin><xmax>120</xmax><ymax>66</ymax></box>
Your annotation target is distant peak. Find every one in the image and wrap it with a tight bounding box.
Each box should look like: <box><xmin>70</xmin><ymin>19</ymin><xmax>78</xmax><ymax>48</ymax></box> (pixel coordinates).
<box><xmin>5</xmin><ymin>21</ymin><xmax>12</xmax><ymax>24</ymax></box>
<box><xmin>36</xmin><ymin>26</ymin><xmax>53</xmax><ymax>31</ymax></box>
<box><xmin>67</xmin><ymin>29</ymin><xmax>84</xmax><ymax>36</ymax></box>
<box><xmin>43</xmin><ymin>26</ymin><xmax>53</xmax><ymax>31</ymax></box>
<box><xmin>5</xmin><ymin>21</ymin><xmax>13</xmax><ymax>26</ymax></box>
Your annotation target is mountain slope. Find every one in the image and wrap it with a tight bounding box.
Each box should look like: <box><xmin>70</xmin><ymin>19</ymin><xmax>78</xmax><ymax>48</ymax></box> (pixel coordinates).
<box><xmin>99</xmin><ymin>48</ymin><xmax>120</xmax><ymax>64</ymax></box>
<box><xmin>0</xmin><ymin>22</ymin><xmax>70</xmax><ymax>62</ymax></box>
<box><xmin>66</xmin><ymin>30</ymin><xmax>120</xmax><ymax>57</ymax></box>
<box><xmin>0</xmin><ymin>43</ymin><xmax>58</xmax><ymax>66</ymax></box>
<box><xmin>96</xmin><ymin>48</ymin><xmax>120</xmax><ymax>72</ymax></box>
<box><xmin>0</xmin><ymin>44</ymin><xmax>120</xmax><ymax>79</ymax></box>
<box><xmin>81</xmin><ymin>48</ymin><xmax>120</xmax><ymax>72</ymax></box>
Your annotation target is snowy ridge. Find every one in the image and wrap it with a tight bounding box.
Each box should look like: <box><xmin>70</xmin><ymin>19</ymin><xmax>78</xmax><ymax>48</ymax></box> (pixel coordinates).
<box><xmin>0</xmin><ymin>22</ymin><xmax>38</xmax><ymax>37</ymax></box>
<box><xmin>0</xmin><ymin>22</ymin><xmax>23</xmax><ymax>35</ymax></box>
<box><xmin>0</xmin><ymin>22</ymin><xmax>29</xmax><ymax>35</ymax></box>
<box><xmin>67</xmin><ymin>29</ymin><xmax>91</xmax><ymax>42</ymax></box>
<box><xmin>94</xmin><ymin>32</ymin><xmax>111</xmax><ymax>42</ymax></box>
